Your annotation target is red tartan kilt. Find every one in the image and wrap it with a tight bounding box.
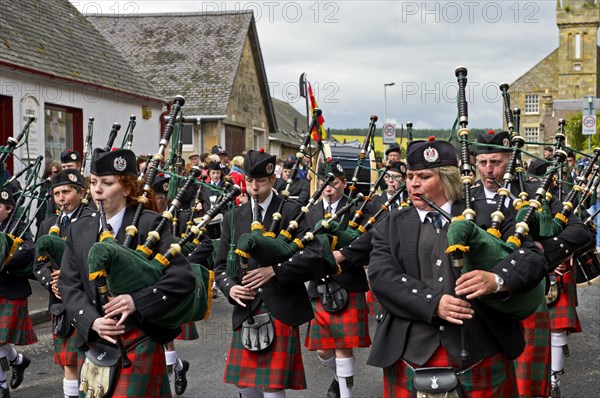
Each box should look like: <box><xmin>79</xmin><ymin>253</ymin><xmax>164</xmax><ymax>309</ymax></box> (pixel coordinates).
<box><xmin>97</xmin><ymin>327</ymin><xmax>171</xmax><ymax>398</ymax></box>
<box><xmin>366</xmin><ymin>290</ymin><xmax>382</xmax><ymax>316</ymax></box>
<box><xmin>514</xmin><ymin>303</ymin><xmax>551</xmax><ymax>397</ymax></box>
<box><xmin>305</xmin><ymin>291</ymin><xmax>371</xmax><ymax>350</ymax></box>
<box><xmin>176</xmin><ymin>322</ymin><xmax>199</xmax><ymax>340</ymax></box>
<box><xmin>383</xmin><ymin>346</ymin><xmax>518</xmax><ymax>398</ymax></box>
<box><xmin>52</xmin><ymin>318</ymin><xmax>78</xmax><ymax>367</ymax></box>
<box><xmin>549</xmin><ymin>262</ymin><xmax>582</xmax><ymax>333</ymax></box>
<box><xmin>0</xmin><ymin>296</ymin><xmax>37</xmax><ymax>345</ymax></box>
<box><xmin>224</xmin><ymin>311</ymin><xmax>306</xmax><ymax>390</ymax></box>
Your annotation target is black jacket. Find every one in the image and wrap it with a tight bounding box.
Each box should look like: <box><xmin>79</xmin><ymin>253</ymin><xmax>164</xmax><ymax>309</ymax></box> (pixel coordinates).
<box><xmin>59</xmin><ymin>206</ymin><xmax>196</xmax><ymax>349</ymax></box>
<box><xmin>0</xmin><ymin>219</ymin><xmax>34</xmax><ymax>299</ymax></box>
<box><xmin>367</xmin><ymin>201</ymin><xmax>548</xmax><ymax>368</ymax></box>
<box><xmin>214</xmin><ymin>193</ymin><xmax>326</xmax><ymax>330</ymax></box>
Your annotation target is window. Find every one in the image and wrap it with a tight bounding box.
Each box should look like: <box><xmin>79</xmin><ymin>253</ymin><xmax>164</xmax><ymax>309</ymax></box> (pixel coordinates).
<box><xmin>181</xmin><ymin>124</ymin><xmax>193</xmax><ymax>152</ymax></box>
<box><xmin>524</xmin><ymin>95</ymin><xmax>539</xmax><ymax>114</ymax></box>
<box><xmin>524</xmin><ymin>127</ymin><xmax>539</xmax><ymax>143</ymax></box>
<box><xmin>573</xmin><ymin>63</ymin><xmax>582</xmax><ymax>71</ymax></box>
<box><xmin>253</xmin><ymin>128</ymin><xmax>265</xmax><ymax>150</ymax></box>
<box><xmin>44</xmin><ymin>104</ymin><xmax>82</xmax><ymax>163</ymax></box>
<box><xmin>574</xmin><ymin>34</ymin><xmax>581</xmax><ymax>59</ymax></box>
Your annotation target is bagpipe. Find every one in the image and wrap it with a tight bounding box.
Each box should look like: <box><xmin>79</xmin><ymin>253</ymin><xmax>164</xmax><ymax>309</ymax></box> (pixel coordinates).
<box><xmin>88</xmin><ymin>97</ymin><xmax>240</xmax><ymax>328</ymax></box>
<box><xmin>443</xmin><ymin>73</ymin><xmax>546</xmax><ymax>321</ymax></box>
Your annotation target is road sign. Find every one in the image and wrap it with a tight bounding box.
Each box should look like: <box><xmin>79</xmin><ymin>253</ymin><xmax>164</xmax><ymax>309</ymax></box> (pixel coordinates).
<box><xmin>383</xmin><ymin>123</ymin><xmax>396</xmax><ymax>144</ymax></box>
<box><xmin>583</xmin><ymin>97</ymin><xmax>596</xmax><ymax>135</ymax></box>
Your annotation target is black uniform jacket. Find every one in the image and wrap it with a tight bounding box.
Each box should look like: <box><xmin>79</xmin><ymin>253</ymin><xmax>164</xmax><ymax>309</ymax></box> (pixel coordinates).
<box><xmin>0</xmin><ymin>219</ymin><xmax>35</xmax><ymax>299</ymax></box>
<box><xmin>200</xmin><ymin>181</ymin><xmax>226</xmax><ymax>213</ymax></box>
<box><xmin>214</xmin><ymin>194</ymin><xmax>326</xmax><ymax>330</ymax></box>
<box><xmin>34</xmin><ymin>206</ymin><xmax>93</xmax><ymax>309</ymax></box>
<box><xmin>59</xmin><ymin>206</ymin><xmax>196</xmax><ymax>349</ymax></box>
<box><xmin>470</xmin><ymin>181</ymin><xmax>594</xmax><ymax>270</ymax></box>
<box><xmin>273</xmin><ymin>178</ymin><xmax>310</xmax><ymax>206</ymax></box>
<box><xmin>305</xmin><ymin>197</ymin><xmax>368</xmax><ymax>294</ymax></box>
<box><xmin>365</xmin><ymin>191</ymin><xmax>406</xmax><ymax>219</ymax></box>
<box><xmin>367</xmin><ymin>201</ymin><xmax>548</xmax><ymax>368</ymax></box>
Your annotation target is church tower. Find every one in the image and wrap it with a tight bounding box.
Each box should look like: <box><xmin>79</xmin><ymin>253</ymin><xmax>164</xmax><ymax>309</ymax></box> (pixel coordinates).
<box><xmin>556</xmin><ymin>0</ymin><xmax>600</xmax><ymax>99</ymax></box>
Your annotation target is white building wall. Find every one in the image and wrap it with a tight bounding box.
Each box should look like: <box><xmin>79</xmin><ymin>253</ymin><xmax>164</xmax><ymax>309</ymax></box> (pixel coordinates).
<box><xmin>1</xmin><ymin>68</ymin><xmax>164</xmax><ymax>174</ymax></box>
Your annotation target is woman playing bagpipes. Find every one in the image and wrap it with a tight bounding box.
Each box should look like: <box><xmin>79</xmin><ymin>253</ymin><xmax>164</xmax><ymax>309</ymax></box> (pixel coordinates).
<box><xmin>214</xmin><ymin>149</ymin><xmax>329</xmax><ymax>398</ymax></box>
<box><xmin>58</xmin><ymin>148</ymin><xmax>196</xmax><ymax>398</ymax></box>
<box><xmin>0</xmin><ymin>184</ymin><xmax>37</xmax><ymax>398</ymax></box>
<box><xmin>471</xmin><ymin>131</ymin><xmax>593</xmax><ymax>398</ymax></box>
<box><xmin>303</xmin><ymin>160</ymin><xmax>370</xmax><ymax>398</ymax></box>
<box><xmin>367</xmin><ymin>139</ymin><xmax>548</xmax><ymax>397</ymax></box>
<box><xmin>34</xmin><ymin>169</ymin><xmax>90</xmax><ymax>398</ymax></box>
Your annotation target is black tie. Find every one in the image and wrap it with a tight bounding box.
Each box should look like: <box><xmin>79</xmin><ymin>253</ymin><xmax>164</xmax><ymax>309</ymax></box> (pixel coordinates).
<box><xmin>325</xmin><ymin>202</ymin><xmax>332</xmax><ymax>217</ymax></box>
<box><xmin>427</xmin><ymin>212</ymin><xmax>442</xmax><ymax>231</ymax></box>
<box><xmin>389</xmin><ymin>201</ymin><xmax>398</xmax><ymax>211</ymax></box>
<box><xmin>60</xmin><ymin>216</ymin><xmax>70</xmax><ymax>232</ymax></box>
<box><xmin>253</xmin><ymin>201</ymin><xmax>262</xmax><ymax>223</ymax></box>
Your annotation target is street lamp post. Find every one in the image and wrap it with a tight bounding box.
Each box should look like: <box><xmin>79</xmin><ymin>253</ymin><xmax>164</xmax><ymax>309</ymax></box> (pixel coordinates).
<box><xmin>384</xmin><ymin>82</ymin><xmax>395</xmax><ymax>125</ymax></box>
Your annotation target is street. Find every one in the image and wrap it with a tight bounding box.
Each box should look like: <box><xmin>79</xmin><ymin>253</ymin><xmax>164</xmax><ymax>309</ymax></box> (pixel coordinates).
<box><xmin>13</xmin><ymin>283</ymin><xmax>600</xmax><ymax>398</ymax></box>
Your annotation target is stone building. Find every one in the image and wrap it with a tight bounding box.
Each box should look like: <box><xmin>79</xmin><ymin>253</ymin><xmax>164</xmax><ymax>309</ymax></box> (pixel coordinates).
<box><xmin>89</xmin><ymin>11</ymin><xmax>277</xmax><ymax>160</ymax></box>
<box><xmin>0</xmin><ymin>0</ymin><xmax>165</xmax><ymax>174</ymax></box>
<box><xmin>510</xmin><ymin>0</ymin><xmax>599</xmax><ymax>154</ymax></box>
<box><xmin>270</xmin><ymin>98</ymin><xmax>307</xmax><ymax>159</ymax></box>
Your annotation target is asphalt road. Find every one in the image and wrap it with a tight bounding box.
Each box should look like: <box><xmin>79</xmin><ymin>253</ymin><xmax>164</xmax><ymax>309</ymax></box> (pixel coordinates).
<box><xmin>13</xmin><ymin>283</ymin><xmax>600</xmax><ymax>398</ymax></box>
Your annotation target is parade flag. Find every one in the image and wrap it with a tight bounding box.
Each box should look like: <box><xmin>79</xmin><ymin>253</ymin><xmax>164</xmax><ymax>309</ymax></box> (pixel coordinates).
<box><xmin>308</xmin><ymin>82</ymin><xmax>326</xmax><ymax>141</ymax></box>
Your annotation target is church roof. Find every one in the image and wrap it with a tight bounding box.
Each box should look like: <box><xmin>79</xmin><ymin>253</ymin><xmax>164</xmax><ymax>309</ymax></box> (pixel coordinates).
<box><xmin>0</xmin><ymin>0</ymin><xmax>163</xmax><ymax>102</ymax></box>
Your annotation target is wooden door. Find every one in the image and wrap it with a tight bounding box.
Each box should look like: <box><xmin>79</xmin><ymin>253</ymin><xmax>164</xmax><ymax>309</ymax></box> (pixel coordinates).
<box><xmin>225</xmin><ymin>125</ymin><xmax>245</xmax><ymax>156</ymax></box>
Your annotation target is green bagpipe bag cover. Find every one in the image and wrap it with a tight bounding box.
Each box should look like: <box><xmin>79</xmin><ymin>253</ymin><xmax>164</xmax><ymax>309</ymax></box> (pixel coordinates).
<box><xmin>445</xmin><ymin>219</ymin><xmax>545</xmax><ymax>319</ymax></box>
<box><xmin>515</xmin><ymin>200</ymin><xmax>564</xmax><ymax>240</ymax></box>
<box><xmin>1</xmin><ymin>232</ymin><xmax>34</xmax><ymax>278</ymax></box>
<box><xmin>35</xmin><ymin>231</ymin><xmax>66</xmax><ymax>265</ymax></box>
<box><xmin>0</xmin><ymin>232</ymin><xmax>14</xmax><ymax>272</ymax></box>
<box><xmin>234</xmin><ymin>226</ymin><xmax>339</xmax><ymax>277</ymax></box>
<box><xmin>87</xmin><ymin>237</ymin><xmax>213</xmax><ymax>329</ymax></box>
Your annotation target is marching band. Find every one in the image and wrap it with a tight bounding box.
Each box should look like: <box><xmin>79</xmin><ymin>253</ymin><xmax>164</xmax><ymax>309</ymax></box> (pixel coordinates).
<box><xmin>0</xmin><ymin>71</ymin><xmax>597</xmax><ymax>398</ymax></box>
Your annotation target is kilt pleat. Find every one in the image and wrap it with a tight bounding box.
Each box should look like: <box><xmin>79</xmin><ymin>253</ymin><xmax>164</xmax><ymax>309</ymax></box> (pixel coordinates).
<box><xmin>305</xmin><ymin>291</ymin><xmax>371</xmax><ymax>350</ymax></box>
<box><xmin>0</xmin><ymin>297</ymin><xmax>38</xmax><ymax>345</ymax></box>
<box><xmin>366</xmin><ymin>290</ymin><xmax>382</xmax><ymax>316</ymax></box>
<box><xmin>176</xmin><ymin>322</ymin><xmax>199</xmax><ymax>340</ymax></box>
<box><xmin>80</xmin><ymin>327</ymin><xmax>171</xmax><ymax>398</ymax></box>
<box><xmin>224</xmin><ymin>308</ymin><xmax>306</xmax><ymax>390</ymax></box>
<box><xmin>514</xmin><ymin>303</ymin><xmax>551</xmax><ymax>397</ymax></box>
<box><xmin>549</xmin><ymin>262</ymin><xmax>582</xmax><ymax>333</ymax></box>
<box><xmin>53</xmin><ymin>327</ymin><xmax>78</xmax><ymax>367</ymax></box>
<box><xmin>383</xmin><ymin>346</ymin><xmax>518</xmax><ymax>398</ymax></box>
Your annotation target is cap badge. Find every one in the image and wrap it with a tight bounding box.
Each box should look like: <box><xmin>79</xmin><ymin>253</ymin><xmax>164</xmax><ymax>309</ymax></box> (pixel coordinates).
<box><xmin>0</xmin><ymin>191</ymin><xmax>8</xmax><ymax>200</ymax></box>
<box><xmin>163</xmin><ymin>182</ymin><xmax>169</xmax><ymax>192</ymax></box>
<box><xmin>265</xmin><ymin>163</ymin><xmax>274</xmax><ymax>175</ymax></box>
<box><xmin>68</xmin><ymin>173</ymin><xmax>78</xmax><ymax>182</ymax></box>
<box><xmin>423</xmin><ymin>147</ymin><xmax>439</xmax><ymax>163</ymax></box>
<box><xmin>336</xmin><ymin>163</ymin><xmax>344</xmax><ymax>174</ymax></box>
<box><xmin>70</xmin><ymin>153</ymin><xmax>77</xmax><ymax>160</ymax></box>
<box><xmin>114</xmin><ymin>157</ymin><xmax>127</xmax><ymax>172</ymax></box>
<box><xmin>502</xmin><ymin>138</ymin><xmax>510</xmax><ymax>147</ymax></box>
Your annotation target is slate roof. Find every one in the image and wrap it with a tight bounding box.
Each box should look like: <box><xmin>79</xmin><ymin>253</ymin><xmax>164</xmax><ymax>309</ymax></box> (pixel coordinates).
<box><xmin>88</xmin><ymin>11</ymin><xmax>276</xmax><ymax>131</ymax></box>
<box><xmin>0</xmin><ymin>0</ymin><xmax>163</xmax><ymax>101</ymax></box>
<box><xmin>272</xmin><ymin>98</ymin><xmax>306</xmax><ymax>144</ymax></box>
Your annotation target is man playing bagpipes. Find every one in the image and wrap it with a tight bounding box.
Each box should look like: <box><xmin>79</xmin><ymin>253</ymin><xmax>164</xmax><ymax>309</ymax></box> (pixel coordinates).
<box><xmin>58</xmin><ymin>148</ymin><xmax>197</xmax><ymax>398</ymax></box>
<box><xmin>366</xmin><ymin>161</ymin><xmax>407</xmax><ymax>216</ymax></box>
<box><xmin>273</xmin><ymin>160</ymin><xmax>310</xmax><ymax>206</ymax></box>
<box><xmin>0</xmin><ymin>185</ymin><xmax>37</xmax><ymax>398</ymax></box>
<box><xmin>200</xmin><ymin>161</ymin><xmax>228</xmax><ymax>239</ymax></box>
<box><xmin>214</xmin><ymin>149</ymin><xmax>328</xmax><ymax>398</ymax></box>
<box><xmin>34</xmin><ymin>169</ymin><xmax>90</xmax><ymax>398</ymax></box>
<box><xmin>471</xmin><ymin>131</ymin><xmax>593</xmax><ymax>398</ymax></box>
<box><xmin>368</xmin><ymin>138</ymin><xmax>549</xmax><ymax>397</ymax></box>
<box><xmin>303</xmin><ymin>160</ymin><xmax>369</xmax><ymax>398</ymax></box>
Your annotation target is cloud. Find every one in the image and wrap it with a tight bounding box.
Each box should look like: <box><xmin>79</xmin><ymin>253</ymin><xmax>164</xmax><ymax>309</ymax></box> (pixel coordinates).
<box><xmin>71</xmin><ymin>1</ymin><xmax>587</xmax><ymax>130</ymax></box>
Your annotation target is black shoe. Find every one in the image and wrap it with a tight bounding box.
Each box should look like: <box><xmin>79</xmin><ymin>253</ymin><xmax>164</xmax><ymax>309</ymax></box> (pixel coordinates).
<box><xmin>0</xmin><ymin>386</ymin><xmax>9</xmax><ymax>398</ymax></box>
<box><xmin>9</xmin><ymin>355</ymin><xmax>30</xmax><ymax>390</ymax></box>
<box><xmin>174</xmin><ymin>360</ymin><xmax>189</xmax><ymax>396</ymax></box>
<box><xmin>327</xmin><ymin>378</ymin><xmax>340</xmax><ymax>398</ymax></box>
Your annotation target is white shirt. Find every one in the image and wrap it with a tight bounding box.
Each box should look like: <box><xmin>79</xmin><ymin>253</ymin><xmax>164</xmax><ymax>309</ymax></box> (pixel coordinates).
<box><xmin>323</xmin><ymin>197</ymin><xmax>343</xmax><ymax>214</ymax></box>
<box><xmin>100</xmin><ymin>206</ymin><xmax>126</xmax><ymax>234</ymax></box>
<box><xmin>251</xmin><ymin>191</ymin><xmax>274</xmax><ymax>221</ymax></box>
<box><xmin>415</xmin><ymin>201</ymin><xmax>452</xmax><ymax>228</ymax></box>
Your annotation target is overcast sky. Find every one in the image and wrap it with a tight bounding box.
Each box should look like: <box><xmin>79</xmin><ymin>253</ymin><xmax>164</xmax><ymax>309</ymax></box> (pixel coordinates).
<box><xmin>71</xmin><ymin>1</ymin><xmax>584</xmax><ymax>130</ymax></box>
